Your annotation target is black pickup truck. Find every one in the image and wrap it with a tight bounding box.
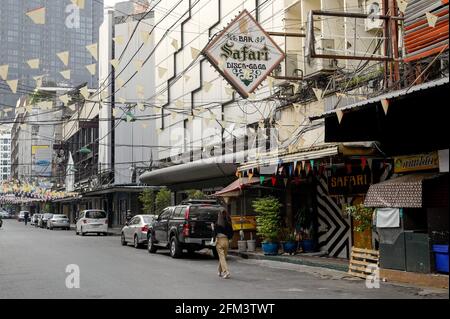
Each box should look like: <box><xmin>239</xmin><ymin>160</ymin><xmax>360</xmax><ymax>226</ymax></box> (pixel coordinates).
<box><xmin>147</xmin><ymin>200</ymin><xmax>225</xmax><ymax>258</ymax></box>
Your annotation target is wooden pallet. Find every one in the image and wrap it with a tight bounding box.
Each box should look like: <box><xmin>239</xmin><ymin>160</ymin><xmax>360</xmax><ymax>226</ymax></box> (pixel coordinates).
<box><xmin>348</xmin><ymin>247</ymin><xmax>380</xmax><ymax>279</ymax></box>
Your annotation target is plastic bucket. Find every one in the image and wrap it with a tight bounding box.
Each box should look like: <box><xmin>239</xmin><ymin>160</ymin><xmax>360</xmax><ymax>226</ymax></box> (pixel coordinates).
<box><xmin>237</xmin><ymin>240</ymin><xmax>247</xmax><ymax>252</ymax></box>
<box><xmin>432</xmin><ymin>245</ymin><xmax>449</xmax><ymax>273</ymax></box>
<box><xmin>247</xmin><ymin>240</ymin><xmax>256</xmax><ymax>252</ymax></box>
<box><xmin>302</xmin><ymin>240</ymin><xmax>316</xmax><ymax>253</ymax></box>
<box><xmin>262</xmin><ymin>242</ymin><xmax>279</xmax><ymax>255</ymax></box>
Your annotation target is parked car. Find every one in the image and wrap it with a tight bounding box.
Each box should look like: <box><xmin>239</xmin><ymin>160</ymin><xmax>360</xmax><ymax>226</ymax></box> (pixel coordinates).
<box><xmin>147</xmin><ymin>200</ymin><xmax>225</xmax><ymax>258</ymax></box>
<box><xmin>76</xmin><ymin>209</ymin><xmax>108</xmax><ymax>236</ymax></box>
<box><xmin>47</xmin><ymin>214</ymin><xmax>70</xmax><ymax>230</ymax></box>
<box><xmin>0</xmin><ymin>211</ymin><xmax>11</xmax><ymax>219</ymax></box>
<box><xmin>36</xmin><ymin>214</ymin><xmax>44</xmax><ymax>227</ymax></box>
<box><xmin>39</xmin><ymin>213</ymin><xmax>53</xmax><ymax>228</ymax></box>
<box><xmin>17</xmin><ymin>211</ymin><xmax>30</xmax><ymax>222</ymax></box>
<box><xmin>30</xmin><ymin>214</ymin><xmax>38</xmax><ymax>226</ymax></box>
<box><xmin>121</xmin><ymin>214</ymin><xmax>157</xmax><ymax>248</ymax></box>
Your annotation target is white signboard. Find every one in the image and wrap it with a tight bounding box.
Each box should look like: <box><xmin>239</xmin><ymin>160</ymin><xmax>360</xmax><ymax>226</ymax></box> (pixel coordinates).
<box><xmin>203</xmin><ymin>10</ymin><xmax>285</xmax><ymax>98</ymax></box>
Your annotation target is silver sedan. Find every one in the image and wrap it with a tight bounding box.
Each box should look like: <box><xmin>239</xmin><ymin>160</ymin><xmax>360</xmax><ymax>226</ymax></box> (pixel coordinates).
<box><xmin>121</xmin><ymin>215</ymin><xmax>157</xmax><ymax>248</ymax></box>
<box><xmin>48</xmin><ymin>215</ymin><xmax>70</xmax><ymax>230</ymax></box>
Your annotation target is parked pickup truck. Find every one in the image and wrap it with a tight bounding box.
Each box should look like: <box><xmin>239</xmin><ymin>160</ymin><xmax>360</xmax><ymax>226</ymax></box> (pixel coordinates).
<box><xmin>147</xmin><ymin>200</ymin><xmax>225</xmax><ymax>258</ymax></box>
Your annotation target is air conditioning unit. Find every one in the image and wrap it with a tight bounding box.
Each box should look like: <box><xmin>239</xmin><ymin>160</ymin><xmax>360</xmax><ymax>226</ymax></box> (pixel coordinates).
<box><xmin>365</xmin><ymin>0</ymin><xmax>383</xmax><ymax>31</ymax></box>
<box><xmin>304</xmin><ymin>38</ymin><xmax>337</xmax><ymax>76</ymax></box>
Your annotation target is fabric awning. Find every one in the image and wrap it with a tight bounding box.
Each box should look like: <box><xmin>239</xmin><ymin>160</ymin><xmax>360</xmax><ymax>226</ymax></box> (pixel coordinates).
<box><xmin>364</xmin><ymin>173</ymin><xmax>442</xmax><ymax>208</ymax></box>
<box><xmin>213</xmin><ymin>177</ymin><xmax>260</xmax><ymax>197</ymax></box>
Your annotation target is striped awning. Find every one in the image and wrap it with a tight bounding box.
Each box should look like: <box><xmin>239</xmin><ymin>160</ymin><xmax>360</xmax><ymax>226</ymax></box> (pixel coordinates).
<box><xmin>364</xmin><ymin>173</ymin><xmax>441</xmax><ymax>208</ymax></box>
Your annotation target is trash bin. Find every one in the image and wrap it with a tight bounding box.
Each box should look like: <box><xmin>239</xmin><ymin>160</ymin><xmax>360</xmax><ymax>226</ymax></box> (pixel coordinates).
<box><xmin>432</xmin><ymin>245</ymin><xmax>449</xmax><ymax>274</ymax></box>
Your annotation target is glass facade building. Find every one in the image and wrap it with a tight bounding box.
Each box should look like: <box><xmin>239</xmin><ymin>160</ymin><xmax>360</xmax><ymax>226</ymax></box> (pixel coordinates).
<box><xmin>0</xmin><ymin>0</ymin><xmax>104</xmax><ymax>107</ymax></box>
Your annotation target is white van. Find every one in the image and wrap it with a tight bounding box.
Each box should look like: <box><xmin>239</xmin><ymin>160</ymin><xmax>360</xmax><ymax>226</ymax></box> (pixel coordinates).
<box><xmin>76</xmin><ymin>210</ymin><xmax>108</xmax><ymax>236</ymax></box>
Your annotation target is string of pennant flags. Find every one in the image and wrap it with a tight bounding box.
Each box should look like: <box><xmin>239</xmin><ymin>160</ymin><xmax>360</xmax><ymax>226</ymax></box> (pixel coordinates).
<box><xmin>1</xmin><ymin>181</ymin><xmax>78</xmax><ymax>204</ymax></box>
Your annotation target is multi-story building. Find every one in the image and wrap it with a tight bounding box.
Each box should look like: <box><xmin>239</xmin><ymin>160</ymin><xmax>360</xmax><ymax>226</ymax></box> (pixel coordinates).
<box><xmin>0</xmin><ymin>129</ymin><xmax>12</xmax><ymax>182</ymax></box>
<box><xmin>0</xmin><ymin>0</ymin><xmax>104</xmax><ymax>107</ymax></box>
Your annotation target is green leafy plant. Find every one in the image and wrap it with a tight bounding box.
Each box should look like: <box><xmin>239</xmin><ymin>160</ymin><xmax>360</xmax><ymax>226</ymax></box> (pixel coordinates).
<box><xmin>186</xmin><ymin>189</ymin><xmax>207</xmax><ymax>200</ymax></box>
<box><xmin>253</xmin><ymin>196</ymin><xmax>282</xmax><ymax>243</ymax></box>
<box><xmin>155</xmin><ymin>188</ymin><xmax>171</xmax><ymax>214</ymax></box>
<box><xmin>282</xmin><ymin>228</ymin><xmax>297</xmax><ymax>242</ymax></box>
<box><xmin>139</xmin><ymin>189</ymin><xmax>155</xmax><ymax>214</ymax></box>
<box><xmin>344</xmin><ymin>204</ymin><xmax>374</xmax><ymax>232</ymax></box>
<box><xmin>295</xmin><ymin>207</ymin><xmax>313</xmax><ymax>240</ymax></box>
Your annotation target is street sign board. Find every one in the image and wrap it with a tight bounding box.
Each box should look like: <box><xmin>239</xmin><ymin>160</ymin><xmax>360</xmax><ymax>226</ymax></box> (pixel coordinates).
<box><xmin>203</xmin><ymin>10</ymin><xmax>285</xmax><ymax>98</ymax></box>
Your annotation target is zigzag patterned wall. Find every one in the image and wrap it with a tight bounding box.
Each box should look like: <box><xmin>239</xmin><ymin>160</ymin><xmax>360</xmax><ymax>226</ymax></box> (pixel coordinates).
<box><xmin>316</xmin><ymin>177</ymin><xmax>351</xmax><ymax>259</ymax></box>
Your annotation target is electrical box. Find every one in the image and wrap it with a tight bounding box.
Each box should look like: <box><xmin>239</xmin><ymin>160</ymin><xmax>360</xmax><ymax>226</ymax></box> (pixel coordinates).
<box><xmin>365</xmin><ymin>0</ymin><xmax>384</xmax><ymax>31</ymax></box>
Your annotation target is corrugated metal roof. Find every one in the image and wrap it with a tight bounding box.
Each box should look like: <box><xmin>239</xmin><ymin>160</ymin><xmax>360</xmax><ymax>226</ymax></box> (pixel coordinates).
<box><xmin>310</xmin><ymin>77</ymin><xmax>449</xmax><ymax>120</ymax></box>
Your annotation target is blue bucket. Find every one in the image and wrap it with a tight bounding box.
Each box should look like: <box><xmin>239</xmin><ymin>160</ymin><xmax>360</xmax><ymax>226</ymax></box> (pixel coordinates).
<box><xmin>262</xmin><ymin>242</ymin><xmax>279</xmax><ymax>255</ymax></box>
<box><xmin>432</xmin><ymin>245</ymin><xmax>449</xmax><ymax>274</ymax></box>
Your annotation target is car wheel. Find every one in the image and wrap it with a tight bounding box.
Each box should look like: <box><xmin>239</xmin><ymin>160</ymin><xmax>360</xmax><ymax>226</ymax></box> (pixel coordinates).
<box><xmin>121</xmin><ymin>233</ymin><xmax>127</xmax><ymax>246</ymax></box>
<box><xmin>147</xmin><ymin>235</ymin><xmax>158</xmax><ymax>253</ymax></box>
<box><xmin>134</xmin><ymin>235</ymin><xmax>141</xmax><ymax>249</ymax></box>
<box><xmin>170</xmin><ymin>236</ymin><xmax>182</xmax><ymax>259</ymax></box>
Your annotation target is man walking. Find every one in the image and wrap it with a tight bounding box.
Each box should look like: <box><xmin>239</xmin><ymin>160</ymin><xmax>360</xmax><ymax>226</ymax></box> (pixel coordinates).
<box><xmin>214</xmin><ymin>209</ymin><xmax>233</xmax><ymax>279</ymax></box>
<box><xmin>24</xmin><ymin>211</ymin><xmax>29</xmax><ymax>226</ymax></box>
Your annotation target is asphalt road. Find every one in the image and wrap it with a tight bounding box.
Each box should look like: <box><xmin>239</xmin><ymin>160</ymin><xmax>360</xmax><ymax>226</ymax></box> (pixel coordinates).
<box><xmin>0</xmin><ymin>219</ymin><xmax>448</xmax><ymax>299</ymax></box>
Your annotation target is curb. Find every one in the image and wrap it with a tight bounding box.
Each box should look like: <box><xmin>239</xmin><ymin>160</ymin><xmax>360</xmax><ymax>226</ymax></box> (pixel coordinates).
<box><xmin>228</xmin><ymin>251</ymin><xmax>349</xmax><ymax>272</ymax></box>
<box><xmin>69</xmin><ymin>225</ymin><xmax>122</xmax><ymax>236</ymax></box>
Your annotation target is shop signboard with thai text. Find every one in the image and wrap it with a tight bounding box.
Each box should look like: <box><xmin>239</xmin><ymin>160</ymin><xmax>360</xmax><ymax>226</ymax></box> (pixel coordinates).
<box><xmin>203</xmin><ymin>10</ymin><xmax>285</xmax><ymax>98</ymax></box>
<box><xmin>394</xmin><ymin>152</ymin><xmax>439</xmax><ymax>173</ymax></box>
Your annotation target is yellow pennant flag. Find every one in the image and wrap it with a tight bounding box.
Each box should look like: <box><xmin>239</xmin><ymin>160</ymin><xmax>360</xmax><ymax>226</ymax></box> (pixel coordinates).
<box><xmin>203</xmin><ymin>81</ymin><xmax>213</xmax><ymax>93</ymax></box>
<box><xmin>293</xmin><ymin>103</ymin><xmax>301</xmax><ymax>113</ymax></box>
<box><xmin>27</xmin><ymin>59</ymin><xmax>40</xmax><ymax>69</ymax></box>
<box><xmin>134</xmin><ymin>60</ymin><xmax>144</xmax><ymax>72</ymax></box>
<box><xmin>171</xmin><ymin>38</ymin><xmax>179</xmax><ymax>50</ymax></box>
<box><xmin>248</xmin><ymin>93</ymin><xmax>256</xmax><ymax>100</ymax></box>
<box><xmin>140</xmin><ymin>31</ymin><xmax>151</xmax><ymax>44</ymax></box>
<box><xmin>68</xmin><ymin>104</ymin><xmax>77</xmax><ymax>111</ymax></box>
<box><xmin>381</xmin><ymin>99</ymin><xmax>389</xmax><ymax>115</ymax></box>
<box><xmin>225</xmin><ymin>87</ymin><xmax>234</xmax><ymax>96</ymax></box>
<box><xmin>171</xmin><ymin>111</ymin><xmax>177</xmax><ymax>120</ymax></box>
<box><xmin>291</xmin><ymin>82</ymin><xmax>300</xmax><ymax>93</ymax></box>
<box><xmin>71</xmin><ymin>0</ymin><xmax>85</xmax><ymax>9</ymax></box>
<box><xmin>336</xmin><ymin>109</ymin><xmax>344</xmax><ymax>124</ymax></box>
<box><xmin>26</xmin><ymin>7</ymin><xmax>46</xmax><ymax>24</ymax></box>
<box><xmin>112</xmin><ymin>108</ymin><xmax>119</xmax><ymax>117</ymax></box>
<box><xmin>118</xmin><ymin>97</ymin><xmax>126</xmax><ymax>104</ymax></box>
<box><xmin>141</xmin><ymin>123</ymin><xmax>148</xmax><ymax>128</ymax></box>
<box><xmin>6</xmin><ymin>80</ymin><xmax>18</xmax><ymax>94</ymax></box>
<box><xmin>110</xmin><ymin>59</ymin><xmax>120</xmax><ymax>69</ymax></box>
<box><xmin>113</xmin><ymin>36</ymin><xmax>124</xmax><ymax>45</ymax></box>
<box><xmin>158</xmin><ymin>66</ymin><xmax>167</xmax><ymax>78</ymax></box>
<box><xmin>137</xmin><ymin>103</ymin><xmax>145</xmax><ymax>112</ymax></box>
<box><xmin>57</xmin><ymin>51</ymin><xmax>70</xmax><ymax>66</ymax></box>
<box><xmin>239</xmin><ymin>18</ymin><xmax>249</xmax><ymax>34</ymax></box>
<box><xmin>86</xmin><ymin>43</ymin><xmax>98</xmax><ymax>61</ymax></box>
<box><xmin>191</xmin><ymin>47</ymin><xmax>201</xmax><ymax>60</ymax></box>
<box><xmin>0</xmin><ymin>65</ymin><xmax>8</xmax><ymax>80</ymax></box>
<box><xmin>397</xmin><ymin>0</ymin><xmax>408</xmax><ymax>13</ymax></box>
<box><xmin>267</xmin><ymin>76</ymin><xmax>274</xmax><ymax>91</ymax></box>
<box><xmin>59</xmin><ymin>94</ymin><xmax>70</xmax><ymax>105</ymax></box>
<box><xmin>175</xmin><ymin>99</ymin><xmax>184</xmax><ymax>108</ymax></box>
<box><xmin>426</xmin><ymin>12</ymin><xmax>438</xmax><ymax>28</ymax></box>
<box><xmin>60</xmin><ymin>70</ymin><xmax>71</xmax><ymax>80</ymax></box>
<box><xmin>184</xmin><ymin>75</ymin><xmax>191</xmax><ymax>82</ymax></box>
<box><xmin>116</xmin><ymin>77</ymin><xmax>125</xmax><ymax>89</ymax></box>
<box><xmin>187</xmin><ymin>115</ymin><xmax>194</xmax><ymax>122</ymax></box>
<box><xmin>86</xmin><ymin>63</ymin><xmax>96</xmax><ymax>75</ymax></box>
<box><xmin>80</xmin><ymin>86</ymin><xmax>89</xmax><ymax>99</ymax></box>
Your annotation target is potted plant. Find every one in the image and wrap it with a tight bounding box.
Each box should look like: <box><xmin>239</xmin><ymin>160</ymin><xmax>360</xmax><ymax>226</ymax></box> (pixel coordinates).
<box><xmin>254</xmin><ymin>196</ymin><xmax>282</xmax><ymax>255</ymax></box>
<box><xmin>343</xmin><ymin>204</ymin><xmax>374</xmax><ymax>233</ymax></box>
<box><xmin>295</xmin><ymin>207</ymin><xmax>316</xmax><ymax>253</ymax></box>
<box><xmin>282</xmin><ymin>230</ymin><xmax>298</xmax><ymax>255</ymax></box>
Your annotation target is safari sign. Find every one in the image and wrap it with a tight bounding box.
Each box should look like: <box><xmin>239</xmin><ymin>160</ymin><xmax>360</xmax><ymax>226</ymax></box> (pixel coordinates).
<box><xmin>203</xmin><ymin>10</ymin><xmax>285</xmax><ymax>98</ymax></box>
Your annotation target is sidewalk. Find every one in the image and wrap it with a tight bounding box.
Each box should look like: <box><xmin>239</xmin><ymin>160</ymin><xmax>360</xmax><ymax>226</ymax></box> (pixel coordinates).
<box><xmin>69</xmin><ymin>224</ymin><xmax>122</xmax><ymax>236</ymax></box>
<box><xmin>228</xmin><ymin>248</ymin><xmax>349</xmax><ymax>272</ymax></box>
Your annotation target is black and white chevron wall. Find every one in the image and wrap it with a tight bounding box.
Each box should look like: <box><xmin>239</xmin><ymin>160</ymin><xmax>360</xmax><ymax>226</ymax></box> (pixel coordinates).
<box><xmin>316</xmin><ymin>177</ymin><xmax>351</xmax><ymax>259</ymax></box>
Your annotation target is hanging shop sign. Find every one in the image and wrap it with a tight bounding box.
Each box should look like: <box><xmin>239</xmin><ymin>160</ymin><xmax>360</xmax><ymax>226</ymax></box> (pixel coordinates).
<box><xmin>327</xmin><ymin>166</ymin><xmax>372</xmax><ymax>195</ymax></box>
<box><xmin>394</xmin><ymin>152</ymin><xmax>439</xmax><ymax>173</ymax></box>
<box><xmin>203</xmin><ymin>10</ymin><xmax>285</xmax><ymax>98</ymax></box>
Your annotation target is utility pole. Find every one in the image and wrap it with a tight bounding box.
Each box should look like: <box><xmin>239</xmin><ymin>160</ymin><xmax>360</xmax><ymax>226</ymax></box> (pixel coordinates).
<box><xmin>389</xmin><ymin>0</ymin><xmax>400</xmax><ymax>88</ymax></box>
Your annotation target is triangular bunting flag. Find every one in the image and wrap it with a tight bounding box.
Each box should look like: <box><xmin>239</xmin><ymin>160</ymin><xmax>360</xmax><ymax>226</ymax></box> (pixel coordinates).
<box><xmin>60</xmin><ymin>70</ymin><xmax>71</xmax><ymax>80</ymax></box>
<box><xmin>141</xmin><ymin>123</ymin><xmax>148</xmax><ymax>128</ymax></box>
<box><xmin>239</xmin><ymin>18</ymin><xmax>249</xmax><ymax>34</ymax></box>
<box><xmin>271</xmin><ymin>176</ymin><xmax>277</xmax><ymax>186</ymax></box>
<box><xmin>225</xmin><ymin>87</ymin><xmax>234</xmax><ymax>96</ymax></box>
<box><xmin>426</xmin><ymin>12</ymin><xmax>438</xmax><ymax>28</ymax></box>
<box><xmin>6</xmin><ymin>80</ymin><xmax>18</xmax><ymax>94</ymax></box>
<box><xmin>203</xmin><ymin>81</ymin><xmax>213</xmax><ymax>93</ymax></box>
<box><xmin>113</xmin><ymin>36</ymin><xmax>124</xmax><ymax>45</ymax></box>
<box><xmin>0</xmin><ymin>65</ymin><xmax>9</xmax><ymax>80</ymax></box>
<box><xmin>71</xmin><ymin>0</ymin><xmax>85</xmax><ymax>9</ymax></box>
<box><xmin>27</xmin><ymin>59</ymin><xmax>40</xmax><ymax>69</ymax></box>
<box><xmin>184</xmin><ymin>75</ymin><xmax>191</xmax><ymax>82</ymax></box>
<box><xmin>33</xmin><ymin>75</ymin><xmax>44</xmax><ymax>88</ymax></box>
<box><xmin>116</xmin><ymin>78</ymin><xmax>125</xmax><ymax>89</ymax></box>
<box><xmin>137</xmin><ymin>103</ymin><xmax>145</xmax><ymax>112</ymax></box>
<box><xmin>191</xmin><ymin>47</ymin><xmax>201</xmax><ymax>60</ymax></box>
<box><xmin>86</xmin><ymin>63</ymin><xmax>96</xmax><ymax>75</ymax></box>
<box><xmin>267</xmin><ymin>76</ymin><xmax>274</xmax><ymax>91</ymax></box>
<box><xmin>260</xmin><ymin>176</ymin><xmax>265</xmax><ymax>185</ymax></box>
<box><xmin>312</xmin><ymin>88</ymin><xmax>323</xmax><ymax>101</ymax></box>
<box><xmin>68</xmin><ymin>104</ymin><xmax>76</xmax><ymax>111</ymax></box>
<box><xmin>112</xmin><ymin>108</ymin><xmax>118</xmax><ymax>117</ymax></box>
<box><xmin>283</xmin><ymin>178</ymin><xmax>289</xmax><ymax>186</ymax></box>
<box><xmin>59</xmin><ymin>94</ymin><xmax>70</xmax><ymax>105</ymax></box>
<box><xmin>361</xmin><ymin>157</ymin><xmax>367</xmax><ymax>170</ymax></box>
<box><xmin>248</xmin><ymin>170</ymin><xmax>254</xmax><ymax>180</ymax></box>
<box><xmin>291</xmin><ymin>82</ymin><xmax>300</xmax><ymax>93</ymax></box>
<box><xmin>171</xmin><ymin>38</ymin><xmax>179</xmax><ymax>50</ymax></box>
<box><xmin>140</xmin><ymin>31</ymin><xmax>151</xmax><ymax>44</ymax></box>
<box><xmin>26</xmin><ymin>7</ymin><xmax>46</xmax><ymax>24</ymax></box>
<box><xmin>134</xmin><ymin>60</ymin><xmax>144</xmax><ymax>72</ymax></box>
<box><xmin>158</xmin><ymin>66</ymin><xmax>167</xmax><ymax>78</ymax></box>
<box><xmin>57</xmin><ymin>51</ymin><xmax>70</xmax><ymax>66</ymax></box>
<box><xmin>110</xmin><ymin>59</ymin><xmax>120</xmax><ymax>69</ymax></box>
<box><xmin>336</xmin><ymin>109</ymin><xmax>344</xmax><ymax>124</ymax></box>
<box><xmin>175</xmin><ymin>100</ymin><xmax>184</xmax><ymax>108</ymax></box>
<box><xmin>397</xmin><ymin>0</ymin><xmax>408</xmax><ymax>13</ymax></box>
<box><xmin>86</xmin><ymin>43</ymin><xmax>98</xmax><ymax>61</ymax></box>
<box><xmin>80</xmin><ymin>86</ymin><xmax>89</xmax><ymax>99</ymax></box>
<box><xmin>293</xmin><ymin>103</ymin><xmax>301</xmax><ymax>113</ymax></box>
<box><xmin>381</xmin><ymin>99</ymin><xmax>389</xmax><ymax>115</ymax></box>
